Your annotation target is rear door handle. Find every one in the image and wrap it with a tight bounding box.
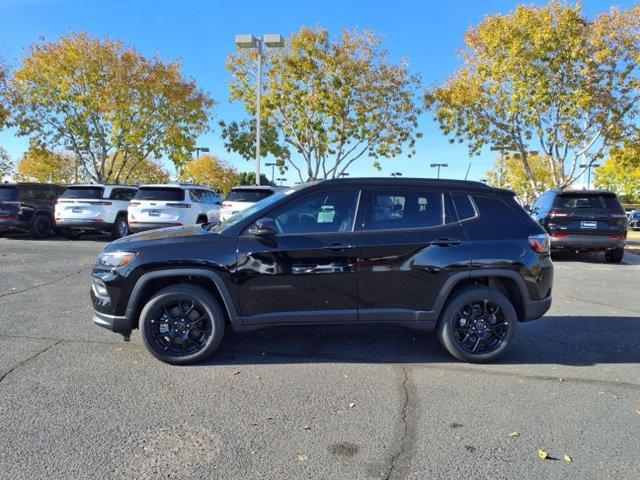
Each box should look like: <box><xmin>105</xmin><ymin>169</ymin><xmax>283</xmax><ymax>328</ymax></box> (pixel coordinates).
<box><xmin>430</xmin><ymin>237</ymin><xmax>461</xmax><ymax>247</ymax></box>
<box><xmin>322</xmin><ymin>242</ymin><xmax>356</xmax><ymax>253</ymax></box>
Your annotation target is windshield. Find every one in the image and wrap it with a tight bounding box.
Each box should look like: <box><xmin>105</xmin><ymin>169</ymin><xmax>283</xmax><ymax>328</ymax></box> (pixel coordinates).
<box><xmin>554</xmin><ymin>193</ymin><xmax>622</xmax><ymax>210</ymax></box>
<box><xmin>60</xmin><ymin>186</ymin><xmax>105</xmax><ymax>199</ymax></box>
<box><xmin>225</xmin><ymin>189</ymin><xmax>273</xmax><ymax>203</ymax></box>
<box><xmin>134</xmin><ymin>187</ymin><xmax>184</xmax><ymax>201</ymax></box>
<box><xmin>0</xmin><ymin>186</ymin><xmax>18</xmax><ymax>201</ymax></box>
<box><xmin>213</xmin><ymin>190</ymin><xmax>292</xmax><ymax>233</ymax></box>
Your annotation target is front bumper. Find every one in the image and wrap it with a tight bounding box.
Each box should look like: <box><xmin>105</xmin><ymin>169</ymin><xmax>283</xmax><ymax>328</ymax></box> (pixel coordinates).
<box><xmin>550</xmin><ymin>234</ymin><xmax>625</xmax><ymax>250</ymax></box>
<box><xmin>129</xmin><ymin>222</ymin><xmax>182</xmax><ymax>232</ymax></box>
<box><xmin>56</xmin><ymin>218</ymin><xmax>114</xmax><ymax>230</ymax></box>
<box><xmin>92</xmin><ymin>310</ymin><xmax>134</xmax><ymax>335</ymax></box>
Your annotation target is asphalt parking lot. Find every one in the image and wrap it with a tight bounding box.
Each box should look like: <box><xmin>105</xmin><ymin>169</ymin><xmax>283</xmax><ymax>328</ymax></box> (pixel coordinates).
<box><xmin>1</xmin><ymin>234</ymin><xmax>639</xmax><ymax>480</ymax></box>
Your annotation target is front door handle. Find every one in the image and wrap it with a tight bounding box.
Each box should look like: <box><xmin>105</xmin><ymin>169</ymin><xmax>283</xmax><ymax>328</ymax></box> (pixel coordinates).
<box><xmin>322</xmin><ymin>242</ymin><xmax>356</xmax><ymax>253</ymax></box>
<box><xmin>430</xmin><ymin>237</ymin><xmax>461</xmax><ymax>247</ymax></box>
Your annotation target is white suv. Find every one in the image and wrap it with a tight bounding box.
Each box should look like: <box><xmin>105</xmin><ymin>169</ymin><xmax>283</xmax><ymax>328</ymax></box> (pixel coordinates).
<box><xmin>220</xmin><ymin>185</ymin><xmax>280</xmax><ymax>222</ymax></box>
<box><xmin>55</xmin><ymin>184</ymin><xmax>137</xmax><ymax>239</ymax></box>
<box><xmin>128</xmin><ymin>184</ymin><xmax>221</xmax><ymax>232</ymax></box>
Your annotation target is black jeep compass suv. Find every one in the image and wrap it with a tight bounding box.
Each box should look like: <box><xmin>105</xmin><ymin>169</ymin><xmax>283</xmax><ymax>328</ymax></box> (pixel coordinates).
<box><xmin>90</xmin><ymin>178</ymin><xmax>553</xmax><ymax>364</ymax></box>
<box><xmin>0</xmin><ymin>183</ymin><xmax>66</xmax><ymax>238</ymax></box>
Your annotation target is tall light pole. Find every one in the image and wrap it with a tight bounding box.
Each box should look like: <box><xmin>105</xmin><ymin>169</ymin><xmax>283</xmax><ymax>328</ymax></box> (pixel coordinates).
<box><xmin>391</xmin><ymin>172</ymin><xmax>402</xmax><ymax>178</ymax></box>
<box><xmin>430</xmin><ymin>163</ymin><xmax>448</xmax><ymax>179</ymax></box>
<box><xmin>580</xmin><ymin>163</ymin><xmax>601</xmax><ymax>189</ymax></box>
<box><xmin>339</xmin><ymin>172</ymin><xmax>349</xmax><ymax>177</ymax></box>
<box><xmin>194</xmin><ymin>146</ymin><xmax>209</xmax><ymax>160</ymax></box>
<box><xmin>235</xmin><ymin>34</ymin><xmax>285</xmax><ymax>185</ymax></box>
<box><xmin>277</xmin><ymin>177</ymin><xmax>287</xmax><ymax>186</ymax></box>
<box><xmin>265</xmin><ymin>162</ymin><xmax>277</xmax><ymax>183</ymax></box>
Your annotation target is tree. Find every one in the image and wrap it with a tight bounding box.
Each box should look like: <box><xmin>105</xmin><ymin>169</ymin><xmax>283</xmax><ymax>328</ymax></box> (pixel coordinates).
<box><xmin>10</xmin><ymin>33</ymin><xmax>214</xmax><ymax>184</ymax></box>
<box><xmin>225</xmin><ymin>26</ymin><xmax>422</xmax><ymax>182</ymax></box>
<box><xmin>180</xmin><ymin>154</ymin><xmax>239</xmax><ymax>194</ymax></box>
<box><xmin>105</xmin><ymin>155</ymin><xmax>170</xmax><ymax>185</ymax></box>
<box><xmin>486</xmin><ymin>154</ymin><xmax>556</xmax><ymax>205</ymax></box>
<box><xmin>595</xmin><ymin>141</ymin><xmax>640</xmax><ymax>203</ymax></box>
<box><xmin>0</xmin><ymin>147</ymin><xmax>13</xmax><ymax>180</ymax></box>
<box><xmin>0</xmin><ymin>61</ymin><xmax>9</xmax><ymax>130</ymax></box>
<box><xmin>16</xmin><ymin>143</ymin><xmax>79</xmax><ymax>183</ymax></box>
<box><xmin>425</xmin><ymin>2</ymin><xmax>640</xmax><ymax>196</ymax></box>
<box><xmin>236</xmin><ymin>172</ymin><xmax>273</xmax><ymax>187</ymax></box>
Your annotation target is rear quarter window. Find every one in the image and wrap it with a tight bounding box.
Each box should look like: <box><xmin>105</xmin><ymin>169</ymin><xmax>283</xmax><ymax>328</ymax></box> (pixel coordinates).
<box><xmin>469</xmin><ymin>195</ymin><xmax>534</xmax><ymax>238</ymax></box>
<box><xmin>452</xmin><ymin>193</ymin><xmax>477</xmax><ymax>221</ymax></box>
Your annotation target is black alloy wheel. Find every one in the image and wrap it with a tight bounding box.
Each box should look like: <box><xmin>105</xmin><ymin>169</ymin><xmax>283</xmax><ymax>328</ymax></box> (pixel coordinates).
<box><xmin>113</xmin><ymin>215</ymin><xmax>129</xmax><ymax>239</ymax></box>
<box><xmin>140</xmin><ymin>284</ymin><xmax>225</xmax><ymax>364</ymax></box>
<box><xmin>30</xmin><ymin>215</ymin><xmax>52</xmax><ymax>239</ymax></box>
<box><xmin>453</xmin><ymin>300</ymin><xmax>508</xmax><ymax>354</ymax></box>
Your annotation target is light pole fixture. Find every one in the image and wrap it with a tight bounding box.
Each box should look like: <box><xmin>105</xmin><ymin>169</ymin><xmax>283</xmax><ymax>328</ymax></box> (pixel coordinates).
<box><xmin>265</xmin><ymin>162</ymin><xmax>277</xmax><ymax>183</ymax></box>
<box><xmin>277</xmin><ymin>177</ymin><xmax>287</xmax><ymax>186</ymax></box>
<box><xmin>235</xmin><ymin>33</ymin><xmax>285</xmax><ymax>185</ymax></box>
<box><xmin>194</xmin><ymin>146</ymin><xmax>209</xmax><ymax>160</ymax></box>
<box><xmin>480</xmin><ymin>179</ymin><xmax>488</xmax><ymax>184</ymax></box>
<box><xmin>580</xmin><ymin>163</ymin><xmax>601</xmax><ymax>189</ymax></box>
<box><xmin>339</xmin><ymin>172</ymin><xmax>349</xmax><ymax>177</ymax></box>
<box><xmin>430</xmin><ymin>163</ymin><xmax>448</xmax><ymax>179</ymax></box>
<box><xmin>391</xmin><ymin>172</ymin><xmax>402</xmax><ymax>178</ymax></box>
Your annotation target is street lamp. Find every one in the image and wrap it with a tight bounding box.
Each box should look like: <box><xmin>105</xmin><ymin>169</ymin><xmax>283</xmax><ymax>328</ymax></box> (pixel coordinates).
<box><xmin>194</xmin><ymin>146</ymin><xmax>209</xmax><ymax>160</ymax></box>
<box><xmin>480</xmin><ymin>179</ymin><xmax>488</xmax><ymax>184</ymax></box>
<box><xmin>265</xmin><ymin>162</ymin><xmax>277</xmax><ymax>183</ymax></box>
<box><xmin>235</xmin><ymin>33</ymin><xmax>285</xmax><ymax>186</ymax></box>
<box><xmin>277</xmin><ymin>177</ymin><xmax>287</xmax><ymax>186</ymax></box>
<box><xmin>580</xmin><ymin>163</ymin><xmax>601</xmax><ymax>189</ymax></box>
<box><xmin>339</xmin><ymin>172</ymin><xmax>350</xmax><ymax>177</ymax></box>
<box><xmin>430</xmin><ymin>163</ymin><xmax>448</xmax><ymax>179</ymax></box>
<box><xmin>391</xmin><ymin>172</ymin><xmax>402</xmax><ymax>178</ymax></box>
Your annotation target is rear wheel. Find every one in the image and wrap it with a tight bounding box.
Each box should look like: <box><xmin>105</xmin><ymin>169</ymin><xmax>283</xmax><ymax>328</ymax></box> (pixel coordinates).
<box><xmin>139</xmin><ymin>284</ymin><xmax>225</xmax><ymax>365</ymax></box>
<box><xmin>61</xmin><ymin>227</ymin><xmax>81</xmax><ymax>240</ymax></box>
<box><xmin>112</xmin><ymin>215</ymin><xmax>129</xmax><ymax>239</ymax></box>
<box><xmin>604</xmin><ymin>247</ymin><xmax>624</xmax><ymax>263</ymax></box>
<box><xmin>196</xmin><ymin>215</ymin><xmax>208</xmax><ymax>224</ymax></box>
<box><xmin>30</xmin><ymin>215</ymin><xmax>52</xmax><ymax>239</ymax></box>
<box><xmin>437</xmin><ymin>286</ymin><xmax>517</xmax><ymax>363</ymax></box>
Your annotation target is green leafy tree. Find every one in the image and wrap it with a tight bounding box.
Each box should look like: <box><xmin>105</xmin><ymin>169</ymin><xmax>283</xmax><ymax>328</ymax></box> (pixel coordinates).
<box><xmin>180</xmin><ymin>154</ymin><xmax>239</xmax><ymax>194</ymax></box>
<box><xmin>596</xmin><ymin>140</ymin><xmax>640</xmax><ymax>203</ymax></box>
<box><xmin>16</xmin><ymin>143</ymin><xmax>80</xmax><ymax>183</ymax></box>
<box><xmin>0</xmin><ymin>61</ymin><xmax>9</xmax><ymax>130</ymax></box>
<box><xmin>236</xmin><ymin>172</ymin><xmax>273</xmax><ymax>186</ymax></box>
<box><xmin>486</xmin><ymin>154</ymin><xmax>556</xmax><ymax>205</ymax></box>
<box><xmin>0</xmin><ymin>147</ymin><xmax>13</xmax><ymax>180</ymax></box>
<box><xmin>225</xmin><ymin>26</ymin><xmax>422</xmax><ymax>181</ymax></box>
<box><xmin>10</xmin><ymin>33</ymin><xmax>214</xmax><ymax>184</ymax></box>
<box><xmin>425</xmin><ymin>2</ymin><xmax>640</xmax><ymax>196</ymax></box>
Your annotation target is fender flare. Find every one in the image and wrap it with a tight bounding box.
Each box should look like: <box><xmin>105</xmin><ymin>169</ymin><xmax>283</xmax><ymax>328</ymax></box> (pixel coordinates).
<box><xmin>431</xmin><ymin>268</ymin><xmax>531</xmax><ymax>317</ymax></box>
<box><xmin>125</xmin><ymin>268</ymin><xmax>240</xmax><ymax>327</ymax></box>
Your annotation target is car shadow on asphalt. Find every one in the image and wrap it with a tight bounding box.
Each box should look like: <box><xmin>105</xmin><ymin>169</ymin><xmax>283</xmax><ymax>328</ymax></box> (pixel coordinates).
<box><xmin>0</xmin><ymin>232</ymin><xmax>112</xmax><ymax>242</ymax></box>
<box><xmin>206</xmin><ymin>315</ymin><xmax>640</xmax><ymax>367</ymax></box>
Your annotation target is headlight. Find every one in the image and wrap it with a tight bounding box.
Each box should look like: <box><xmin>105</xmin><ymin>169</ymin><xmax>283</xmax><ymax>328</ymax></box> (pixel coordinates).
<box><xmin>98</xmin><ymin>251</ymin><xmax>137</xmax><ymax>268</ymax></box>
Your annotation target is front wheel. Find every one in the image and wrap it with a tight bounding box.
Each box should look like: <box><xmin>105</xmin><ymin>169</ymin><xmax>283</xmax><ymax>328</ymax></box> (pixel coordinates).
<box><xmin>30</xmin><ymin>215</ymin><xmax>52</xmax><ymax>239</ymax></box>
<box><xmin>139</xmin><ymin>284</ymin><xmax>225</xmax><ymax>365</ymax></box>
<box><xmin>437</xmin><ymin>286</ymin><xmax>517</xmax><ymax>363</ymax></box>
<box><xmin>604</xmin><ymin>247</ymin><xmax>624</xmax><ymax>263</ymax></box>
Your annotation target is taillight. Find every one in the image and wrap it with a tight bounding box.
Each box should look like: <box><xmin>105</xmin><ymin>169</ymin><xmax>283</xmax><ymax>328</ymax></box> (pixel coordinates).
<box><xmin>167</xmin><ymin>203</ymin><xmax>191</xmax><ymax>208</ymax></box>
<box><xmin>528</xmin><ymin>233</ymin><xmax>550</xmax><ymax>254</ymax></box>
<box><xmin>548</xmin><ymin>209</ymin><xmax>569</xmax><ymax>217</ymax></box>
<box><xmin>550</xmin><ymin>233</ymin><xmax>567</xmax><ymax>239</ymax></box>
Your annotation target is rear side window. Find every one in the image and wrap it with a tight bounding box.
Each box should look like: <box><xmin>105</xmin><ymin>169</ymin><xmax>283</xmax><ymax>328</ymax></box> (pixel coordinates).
<box><xmin>371</xmin><ymin>191</ymin><xmax>446</xmax><ymax>229</ymax></box>
<box><xmin>109</xmin><ymin>188</ymin><xmax>136</xmax><ymax>201</ymax></box>
<box><xmin>553</xmin><ymin>193</ymin><xmax>623</xmax><ymax>211</ymax></box>
<box><xmin>61</xmin><ymin>186</ymin><xmax>105</xmax><ymax>199</ymax></box>
<box><xmin>226</xmin><ymin>189</ymin><xmax>273</xmax><ymax>202</ymax></box>
<box><xmin>0</xmin><ymin>186</ymin><xmax>18</xmax><ymax>201</ymax></box>
<box><xmin>452</xmin><ymin>193</ymin><xmax>476</xmax><ymax>221</ymax></box>
<box><xmin>134</xmin><ymin>187</ymin><xmax>184</xmax><ymax>201</ymax></box>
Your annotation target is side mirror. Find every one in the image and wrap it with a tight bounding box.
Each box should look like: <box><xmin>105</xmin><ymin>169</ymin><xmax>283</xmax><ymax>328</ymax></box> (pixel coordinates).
<box><xmin>248</xmin><ymin>217</ymin><xmax>278</xmax><ymax>237</ymax></box>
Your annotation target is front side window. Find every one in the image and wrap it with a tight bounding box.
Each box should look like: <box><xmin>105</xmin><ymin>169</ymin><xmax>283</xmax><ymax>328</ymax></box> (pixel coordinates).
<box><xmin>371</xmin><ymin>190</ymin><xmax>444</xmax><ymax>230</ymax></box>
<box><xmin>273</xmin><ymin>190</ymin><xmax>360</xmax><ymax>234</ymax></box>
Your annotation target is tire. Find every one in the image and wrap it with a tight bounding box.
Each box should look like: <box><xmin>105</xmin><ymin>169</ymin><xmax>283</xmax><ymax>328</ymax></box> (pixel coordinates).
<box><xmin>112</xmin><ymin>215</ymin><xmax>129</xmax><ymax>239</ymax></box>
<box><xmin>139</xmin><ymin>284</ymin><xmax>225</xmax><ymax>365</ymax></box>
<box><xmin>437</xmin><ymin>286</ymin><xmax>517</xmax><ymax>363</ymax></box>
<box><xmin>62</xmin><ymin>227</ymin><xmax>81</xmax><ymax>240</ymax></box>
<box><xmin>30</xmin><ymin>214</ymin><xmax>52</xmax><ymax>239</ymax></box>
<box><xmin>604</xmin><ymin>247</ymin><xmax>624</xmax><ymax>263</ymax></box>
<box><xmin>196</xmin><ymin>215</ymin><xmax>207</xmax><ymax>224</ymax></box>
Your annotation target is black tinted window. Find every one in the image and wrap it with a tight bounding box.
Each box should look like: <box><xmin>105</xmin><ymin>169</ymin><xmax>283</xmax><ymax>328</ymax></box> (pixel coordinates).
<box><xmin>134</xmin><ymin>187</ymin><xmax>184</xmax><ymax>201</ymax></box>
<box><xmin>273</xmin><ymin>190</ymin><xmax>359</xmax><ymax>234</ymax></box>
<box><xmin>452</xmin><ymin>194</ymin><xmax>476</xmax><ymax>220</ymax></box>
<box><xmin>553</xmin><ymin>193</ymin><xmax>622</xmax><ymax>211</ymax></box>
<box><xmin>226</xmin><ymin>189</ymin><xmax>273</xmax><ymax>202</ymax></box>
<box><xmin>372</xmin><ymin>191</ymin><xmax>444</xmax><ymax>230</ymax></box>
<box><xmin>473</xmin><ymin>195</ymin><xmax>525</xmax><ymax>226</ymax></box>
<box><xmin>0</xmin><ymin>186</ymin><xmax>18</xmax><ymax>201</ymax></box>
<box><xmin>61</xmin><ymin>186</ymin><xmax>105</xmax><ymax>199</ymax></box>
<box><xmin>188</xmin><ymin>189</ymin><xmax>202</xmax><ymax>202</ymax></box>
<box><xmin>109</xmin><ymin>188</ymin><xmax>136</xmax><ymax>201</ymax></box>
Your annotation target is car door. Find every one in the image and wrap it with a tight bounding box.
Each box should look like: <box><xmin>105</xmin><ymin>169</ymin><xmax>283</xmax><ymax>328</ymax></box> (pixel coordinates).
<box><xmin>236</xmin><ymin>188</ymin><xmax>363</xmax><ymax>325</ymax></box>
<box><xmin>202</xmin><ymin>190</ymin><xmax>221</xmax><ymax>222</ymax></box>
<box><xmin>357</xmin><ymin>188</ymin><xmax>470</xmax><ymax>322</ymax></box>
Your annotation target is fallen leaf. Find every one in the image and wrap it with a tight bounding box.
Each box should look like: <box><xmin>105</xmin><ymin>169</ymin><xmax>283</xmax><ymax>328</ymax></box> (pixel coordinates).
<box><xmin>508</xmin><ymin>431</ymin><xmax>519</xmax><ymax>438</ymax></box>
<box><xmin>538</xmin><ymin>450</ymin><xmax>549</xmax><ymax>460</ymax></box>
<box><xmin>296</xmin><ymin>453</ymin><xmax>308</xmax><ymax>462</ymax></box>
<box><xmin>266</xmin><ymin>416</ymin><xmax>274</xmax><ymax>421</ymax></box>
<box><xmin>612</xmin><ymin>394</ymin><xmax>619</xmax><ymax>400</ymax></box>
<box><xmin>348</xmin><ymin>402</ymin><xmax>356</xmax><ymax>409</ymax></box>
<box><xmin>249</xmin><ymin>421</ymin><xmax>259</xmax><ymax>427</ymax></box>
<box><xmin>635</xmin><ymin>409</ymin><xmax>640</xmax><ymax>416</ymax></box>
<box><xmin>563</xmin><ymin>454</ymin><xmax>572</xmax><ymax>463</ymax></box>
<box><xmin>557</xmin><ymin>378</ymin><xmax>564</xmax><ymax>383</ymax></box>
<box><xmin>232</xmin><ymin>371</ymin><xmax>240</xmax><ymax>375</ymax></box>
<box><xmin>303</xmin><ymin>425</ymin><xmax>311</xmax><ymax>431</ymax></box>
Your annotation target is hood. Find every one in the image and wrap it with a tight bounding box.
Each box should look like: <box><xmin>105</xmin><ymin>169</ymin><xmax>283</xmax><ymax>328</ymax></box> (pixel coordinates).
<box><xmin>107</xmin><ymin>224</ymin><xmax>228</xmax><ymax>249</ymax></box>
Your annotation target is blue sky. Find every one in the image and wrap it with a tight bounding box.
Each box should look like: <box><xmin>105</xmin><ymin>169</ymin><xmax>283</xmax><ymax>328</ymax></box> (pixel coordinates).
<box><xmin>0</xmin><ymin>0</ymin><xmax>634</xmax><ymax>183</ymax></box>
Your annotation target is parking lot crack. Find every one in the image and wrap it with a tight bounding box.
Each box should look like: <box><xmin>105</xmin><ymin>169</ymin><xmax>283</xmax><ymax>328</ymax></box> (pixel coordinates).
<box><xmin>0</xmin><ymin>339</ymin><xmax>62</xmax><ymax>385</ymax></box>
<box><xmin>0</xmin><ymin>267</ymin><xmax>90</xmax><ymax>300</ymax></box>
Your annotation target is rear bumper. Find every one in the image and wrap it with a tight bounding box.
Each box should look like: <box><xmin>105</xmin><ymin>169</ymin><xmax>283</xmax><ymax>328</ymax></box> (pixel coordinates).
<box><xmin>56</xmin><ymin>218</ymin><xmax>113</xmax><ymax>230</ymax></box>
<box><xmin>550</xmin><ymin>234</ymin><xmax>625</xmax><ymax>250</ymax></box>
<box><xmin>92</xmin><ymin>310</ymin><xmax>134</xmax><ymax>335</ymax></box>
<box><xmin>129</xmin><ymin>222</ymin><xmax>182</xmax><ymax>232</ymax></box>
<box><xmin>522</xmin><ymin>295</ymin><xmax>552</xmax><ymax>322</ymax></box>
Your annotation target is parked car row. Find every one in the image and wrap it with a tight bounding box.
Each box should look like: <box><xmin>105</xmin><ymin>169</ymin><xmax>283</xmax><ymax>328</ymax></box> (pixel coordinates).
<box><xmin>0</xmin><ymin>182</ymin><xmax>282</xmax><ymax>239</ymax></box>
